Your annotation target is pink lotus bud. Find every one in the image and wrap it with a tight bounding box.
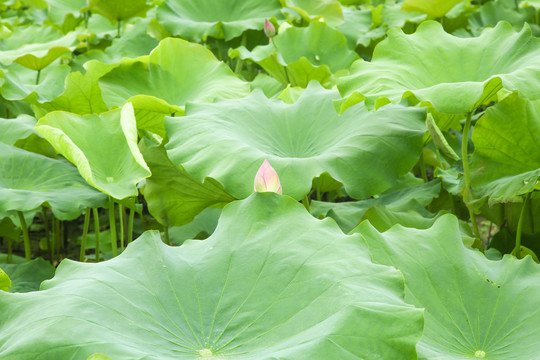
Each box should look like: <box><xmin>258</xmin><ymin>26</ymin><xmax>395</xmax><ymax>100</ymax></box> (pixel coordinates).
<box><xmin>264</xmin><ymin>19</ymin><xmax>276</xmax><ymax>38</ymax></box>
<box><xmin>254</xmin><ymin>159</ymin><xmax>282</xmax><ymax>194</ymax></box>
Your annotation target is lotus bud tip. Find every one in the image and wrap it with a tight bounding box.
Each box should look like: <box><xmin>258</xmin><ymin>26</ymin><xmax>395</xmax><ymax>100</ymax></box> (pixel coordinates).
<box><xmin>254</xmin><ymin>159</ymin><xmax>282</xmax><ymax>194</ymax></box>
<box><xmin>264</xmin><ymin>19</ymin><xmax>276</xmax><ymax>39</ymax></box>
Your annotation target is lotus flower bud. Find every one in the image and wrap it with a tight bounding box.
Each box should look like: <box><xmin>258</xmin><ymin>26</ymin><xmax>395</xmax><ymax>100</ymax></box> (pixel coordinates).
<box><xmin>264</xmin><ymin>19</ymin><xmax>276</xmax><ymax>39</ymax></box>
<box><xmin>254</xmin><ymin>159</ymin><xmax>282</xmax><ymax>194</ymax></box>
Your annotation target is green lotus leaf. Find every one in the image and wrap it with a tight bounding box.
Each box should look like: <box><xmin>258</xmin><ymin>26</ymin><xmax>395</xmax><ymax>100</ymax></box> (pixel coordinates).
<box><xmin>357</xmin><ymin>214</ymin><xmax>540</xmax><ymax>359</ymax></box>
<box><xmin>401</xmin><ymin>0</ymin><xmax>464</xmax><ymax>17</ymax></box>
<box><xmin>281</xmin><ymin>0</ymin><xmax>344</xmax><ymax>26</ymax></box>
<box><xmin>470</xmin><ymin>94</ymin><xmax>540</xmax><ymax>204</ymax></box>
<box><xmin>156</xmin><ymin>0</ymin><xmax>283</xmax><ymax>41</ymax></box>
<box><xmin>380</xmin><ymin>3</ymin><xmax>427</xmax><ymax>28</ymax></box>
<box><xmin>0</xmin><ymin>194</ymin><xmax>423</xmax><ymax>359</ymax></box>
<box><xmin>46</xmin><ymin>0</ymin><xmax>87</xmax><ymax>25</ymax></box>
<box><xmin>468</xmin><ymin>1</ymin><xmax>537</xmax><ymax>35</ymax></box>
<box><xmin>0</xmin><ymin>258</ymin><xmax>55</xmax><ymax>292</ymax></box>
<box><xmin>31</xmin><ymin>70</ymin><xmax>108</xmax><ymax>117</ymax></box>
<box><xmin>98</xmin><ymin>37</ymin><xmax>249</xmax><ymax>131</ymax></box>
<box><xmin>87</xmin><ymin>0</ymin><xmax>150</xmax><ymax>24</ymax></box>
<box><xmin>141</xmin><ymin>142</ymin><xmax>236</xmax><ymax>227</ymax></box>
<box><xmin>338</xmin><ymin>21</ymin><xmax>540</xmax><ymax>113</ymax></box>
<box><xmin>0</xmin><ymin>268</ymin><xmax>10</xmax><ymax>292</ymax></box>
<box><xmin>1</xmin><ymin>63</ymin><xmax>70</xmax><ymax>103</ymax></box>
<box><xmin>169</xmin><ymin>207</ymin><xmax>222</xmax><ymax>245</ymax></box>
<box><xmin>0</xmin><ymin>114</ymin><xmax>36</xmax><ymax>145</ymax></box>
<box><xmin>338</xmin><ymin>6</ymin><xmax>376</xmax><ymax>48</ymax></box>
<box><xmin>0</xmin><ymin>142</ymin><xmax>107</xmax><ymax>220</ymax></box>
<box><xmin>0</xmin><ymin>25</ymin><xmax>77</xmax><ymax>69</ymax></box>
<box><xmin>231</xmin><ymin>21</ymin><xmax>358</xmax><ymax>87</ymax></box>
<box><xmin>36</xmin><ymin>103</ymin><xmax>151</xmax><ymax>199</ymax></box>
<box><xmin>165</xmin><ymin>82</ymin><xmax>426</xmax><ymax>200</ymax></box>
<box><xmin>312</xmin><ymin>176</ymin><xmax>441</xmax><ymax>232</ymax></box>
<box><xmin>361</xmin><ymin>205</ymin><xmax>445</xmax><ymax>233</ymax></box>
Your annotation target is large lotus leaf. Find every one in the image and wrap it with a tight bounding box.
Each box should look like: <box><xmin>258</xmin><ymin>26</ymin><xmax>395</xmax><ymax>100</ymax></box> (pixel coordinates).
<box><xmin>87</xmin><ymin>0</ymin><xmax>150</xmax><ymax>24</ymax></box>
<box><xmin>338</xmin><ymin>21</ymin><xmax>540</xmax><ymax>113</ymax></box>
<box><xmin>0</xmin><ymin>114</ymin><xmax>36</xmax><ymax>145</ymax></box>
<box><xmin>0</xmin><ymin>268</ymin><xmax>9</xmax><ymax>291</ymax></box>
<box><xmin>470</xmin><ymin>94</ymin><xmax>540</xmax><ymax>204</ymax></box>
<box><xmin>281</xmin><ymin>0</ymin><xmax>344</xmax><ymax>26</ymax></box>
<box><xmin>356</xmin><ymin>214</ymin><xmax>540</xmax><ymax>359</ymax></box>
<box><xmin>0</xmin><ymin>63</ymin><xmax>70</xmax><ymax>103</ymax></box>
<box><xmin>231</xmin><ymin>21</ymin><xmax>358</xmax><ymax>87</ymax></box>
<box><xmin>0</xmin><ymin>25</ymin><xmax>77</xmax><ymax>70</ymax></box>
<box><xmin>36</xmin><ymin>103</ymin><xmax>151</xmax><ymax>199</ymax></box>
<box><xmin>0</xmin><ymin>142</ymin><xmax>107</xmax><ymax>220</ymax></box>
<box><xmin>169</xmin><ymin>207</ymin><xmax>222</xmax><ymax>245</ymax></box>
<box><xmin>31</xmin><ymin>70</ymin><xmax>108</xmax><ymax>117</ymax></box>
<box><xmin>46</xmin><ymin>0</ymin><xmax>87</xmax><ymax>25</ymax></box>
<box><xmin>98</xmin><ymin>38</ymin><xmax>249</xmax><ymax>123</ymax></box>
<box><xmin>0</xmin><ymin>194</ymin><xmax>424</xmax><ymax>359</ymax></box>
<box><xmin>401</xmin><ymin>0</ymin><xmax>464</xmax><ymax>17</ymax></box>
<box><xmin>165</xmin><ymin>82</ymin><xmax>426</xmax><ymax>200</ymax></box>
<box><xmin>0</xmin><ymin>258</ymin><xmax>55</xmax><ymax>292</ymax></box>
<box><xmin>156</xmin><ymin>0</ymin><xmax>283</xmax><ymax>41</ymax></box>
<box><xmin>468</xmin><ymin>1</ymin><xmax>537</xmax><ymax>36</ymax></box>
<box><xmin>311</xmin><ymin>176</ymin><xmax>441</xmax><ymax>233</ymax></box>
<box><xmin>141</xmin><ymin>142</ymin><xmax>236</xmax><ymax>227</ymax></box>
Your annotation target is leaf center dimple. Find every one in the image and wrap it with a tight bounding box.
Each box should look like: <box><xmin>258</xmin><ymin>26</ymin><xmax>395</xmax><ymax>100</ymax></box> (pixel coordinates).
<box><xmin>475</xmin><ymin>350</ymin><xmax>486</xmax><ymax>358</ymax></box>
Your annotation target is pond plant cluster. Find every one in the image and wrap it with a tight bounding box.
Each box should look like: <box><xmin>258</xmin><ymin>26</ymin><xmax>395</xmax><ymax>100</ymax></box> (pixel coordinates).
<box><xmin>0</xmin><ymin>0</ymin><xmax>540</xmax><ymax>359</ymax></box>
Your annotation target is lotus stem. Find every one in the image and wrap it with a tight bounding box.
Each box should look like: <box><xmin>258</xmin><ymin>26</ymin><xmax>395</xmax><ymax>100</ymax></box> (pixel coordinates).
<box><xmin>419</xmin><ymin>151</ymin><xmax>428</xmax><ymax>183</ymax></box>
<box><xmin>461</xmin><ymin>111</ymin><xmax>481</xmax><ymax>241</ymax></box>
<box><xmin>116</xmin><ymin>19</ymin><xmax>121</xmax><ymax>38</ymax></box>
<box><xmin>234</xmin><ymin>32</ymin><xmax>247</xmax><ymax>74</ymax></box>
<box><xmin>80</xmin><ymin>208</ymin><xmax>91</xmax><ymax>262</ymax></box>
<box><xmin>163</xmin><ymin>225</ymin><xmax>170</xmax><ymax>245</ymax></box>
<box><xmin>93</xmin><ymin>208</ymin><xmax>100</xmax><ymax>262</ymax></box>
<box><xmin>7</xmin><ymin>238</ymin><xmax>13</xmax><ymax>264</ymax></box>
<box><xmin>17</xmin><ymin>211</ymin><xmax>31</xmax><ymax>261</ymax></box>
<box><xmin>41</xmin><ymin>206</ymin><xmax>53</xmax><ymax>264</ymax></box>
<box><xmin>302</xmin><ymin>195</ymin><xmax>311</xmax><ymax>212</ymax></box>
<box><xmin>127</xmin><ymin>208</ymin><xmax>134</xmax><ymax>245</ymax></box>
<box><xmin>35</xmin><ymin>69</ymin><xmax>41</xmax><ymax>85</ymax></box>
<box><xmin>513</xmin><ymin>192</ymin><xmax>531</xmax><ymax>259</ymax></box>
<box><xmin>119</xmin><ymin>204</ymin><xmax>125</xmax><ymax>252</ymax></box>
<box><xmin>109</xmin><ymin>197</ymin><xmax>118</xmax><ymax>257</ymax></box>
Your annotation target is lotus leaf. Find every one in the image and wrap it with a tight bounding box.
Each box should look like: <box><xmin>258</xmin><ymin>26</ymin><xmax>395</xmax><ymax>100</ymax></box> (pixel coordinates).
<box><xmin>0</xmin><ymin>268</ymin><xmax>10</xmax><ymax>291</ymax></box>
<box><xmin>87</xmin><ymin>0</ymin><xmax>150</xmax><ymax>24</ymax></box>
<box><xmin>0</xmin><ymin>194</ymin><xmax>424</xmax><ymax>359</ymax></box>
<box><xmin>281</xmin><ymin>0</ymin><xmax>343</xmax><ymax>26</ymax></box>
<box><xmin>0</xmin><ymin>258</ymin><xmax>55</xmax><ymax>292</ymax></box>
<box><xmin>468</xmin><ymin>1</ymin><xmax>537</xmax><ymax>35</ymax></box>
<box><xmin>338</xmin><ymin>21</ymin><xmax>540</xmax><ymax>113</ymax></box>
<box><xmin>0</xmin><ymin>142</ymin><xmax>107</xmax><ymax>220</ymax></box>
<box><xmin>36</xmin><ymin>103</ymin><xmax>151</xmax><ymax>199</ymax></box>
<box><xmin>168</xmin><ymin>207</ymin><xmax>222</xmax><ymax>245</ymax></box>
<box><xmin>401</xmin><ymin>0</ymin><xmax>464</xmax><ymax>17</ymax></box>
<box><xmin>141</xmin><ymin>142</ymin><xmax>236</xmax><ymax>227</ymax></box>
<box><xmin>357</xmin><ymin>214</ymin><xmax>540</xmax><ymax>359</ymax></box>
<box><xmin>470</xmin><ymin>94</ymin><xmax>540</xmax><ymax>204</ymax></box>
<box><xmin>311</xmin><ymin>176</ymin><xmax>441</xmax><ymax>232</ymax></box>
<box><xmin>231</xmin><ymin>21</ymin><xmax>358</xmax><ymax>87</ymax></box>
<box><xmin>165</xmin><ymin>82</ymin><xmax>426</xmax><ymax>200</ymax></box>
<box><xmin>0</xmin><ymin>114</ymin><xmax>36</xmax><ymax>145</ymax></box>
<box><xmin>97</xmin><ymin>37</ymin><xmax>249</xmax><ymax>131</ymax></box>
<box><xmin>156</xmin><ymin>0</ymin><xmax>283</xmax><ymax>41</ymax></box>
<box><xmin>46</xmin><ymin>0</ymin><xmax>87</xmax><ymax>25</ymax></box>
<box><xmin>1</xmin><ymin>63</ymin><xmax>70</xmax><ymax>103</ymax></box>
<box><xmin>0</xmin><ymin>25</ymin><xmax>77</xmax><ymax>69</ymax></box>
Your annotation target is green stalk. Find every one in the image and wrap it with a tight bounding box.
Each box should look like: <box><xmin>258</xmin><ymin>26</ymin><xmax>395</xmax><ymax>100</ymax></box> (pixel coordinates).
<box><xmin>119</xmin><ymin>205</ymin><xmax>125</xmax><ymax>252</ymax></box>
<box><xmin>17</xmin><ymin>211</ymin><xmax>31</xmax><ymax>261</ymax></box>
<box><xmin>50</xmin><ymin>216</ymin><xmax>56</xmax><ymax>262</ymax></box>
<box><xmin>419</xmin><ymin>151</ymin><xmax>428</xmax><ymax>183</ymax></box>
<box><xmin>163</xmin><ymin>225</ymin><xmax>170</xmax><ymax>245</ymax></box>
<box><xmin>271</xmin><ymin>40</ymin><xmax>291</xmax><ymax>84</ymax></box>
<box><xmin>109</xmin><ymin>197</ymin><xmax>118</xmax><ymax>257</ymax></box>
<box><xmin>41</xmin><ymin>206</ymin><xmax>53</xmax><ymax>264</ymax></box>
<box><xmin>234</xmin><ymin>32</ymin><xmax>247</xmax><ymax>74</ymax></box>
<box><xmin>461</xmin><ymin>111</ymin><xmax>481</xmax><ymax>241</ymax></box>
<box><xmin>80</xmin><ymin>208</ymin><xmax>91</xmax><ymax>262</ymax></box>
<box><xmin>528</xmin><ymin>197</ymin><xmax>535</xmax><ymax>233</ymax></box>
<box><xmin>302</xmin><ymin>195</ymin><xmax>311</xmax><ymax>212</ymax></box>
<box><xmin>127</xmin><ymin>208</ymin><xmax>134</xmax><ymax>244</ymax></box>
<box><xmin>93</xmin><ymin>208</ymin><xmax>100</xmax><ymax>262</ymax></box>
<box><xmin>315</xmin><ymin>178</ymin><xmax>322</xmax><ymax>201</ymax></box>
<box><xmin>116</xmin><ymin>19</ymin><xmax>121</xmax><ymax>38</ymax></box>
<box><xmin>35</xmin><ymin>69</ymin><xmax>41</xmax><ymax>85</ymax></box>
<box><xmin>513</xmin><ymin>192</ymin><xmax>531</xmax><ymax>259</ymax></box>
<box><xmin>7</xmin><ymin>238</ymin><xmax>12</xmax><ymax>264</ymax></box>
